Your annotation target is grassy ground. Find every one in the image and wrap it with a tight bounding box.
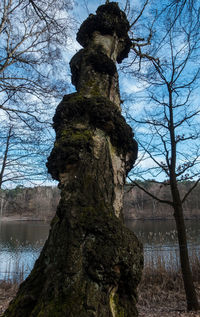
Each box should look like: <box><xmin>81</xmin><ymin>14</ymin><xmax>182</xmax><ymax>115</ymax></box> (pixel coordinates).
<box><xmin>1</xmin><ymin>254</ymin><xmax>200</xmax><ymax>316</ymax></box>
<box><xmin>137</xmin><ymin>265</ymin><xmax>200</xmax><ymax>316</ymax></box>
<box><xmin>1</xmin><ymin>270</ymin><xmax>200</xmax><ymax>316</ymax></box>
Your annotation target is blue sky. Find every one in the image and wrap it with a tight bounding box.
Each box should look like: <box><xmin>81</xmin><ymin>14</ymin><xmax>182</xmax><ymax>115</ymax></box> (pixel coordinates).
<box><xmin>1</xmin><ymin>0</ymin><xmax>200</xmax><ymax>187</ymax></box>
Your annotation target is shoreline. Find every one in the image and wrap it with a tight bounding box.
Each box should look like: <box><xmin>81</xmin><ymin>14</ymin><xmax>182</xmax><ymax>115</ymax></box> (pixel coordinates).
<box><xmin>124</xmin><ymin>216</ymin><xmax>200</xmax><ymax>221</ymax></box>
<box><xmin>0</xmin><ymin>216</ymin><xmax>50</xmax><ymax>222</ymax></box>
<box><xmin>1</xmin><ymin>215</ymin><xmax>200</xmax><ymax>222</ymax></box>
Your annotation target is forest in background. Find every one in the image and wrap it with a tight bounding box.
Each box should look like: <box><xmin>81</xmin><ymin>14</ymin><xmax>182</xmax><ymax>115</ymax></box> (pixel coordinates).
<box><xmin>124</xmin><ymin>181</ymin><xmax>200</xmax><ymax>220</ymax></box>
<box><xmin>0</xmin><ymin>186</ymin><xmax>59</xmax><ymax>221</ymax></box>
<box><xmin>1</xmin><ymin>181</ymin><xmax>200</xmax><ymax>221</ymax></box>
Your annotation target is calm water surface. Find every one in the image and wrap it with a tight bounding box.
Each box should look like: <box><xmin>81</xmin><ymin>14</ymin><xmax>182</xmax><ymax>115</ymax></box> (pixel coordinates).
<box><xmin>125</xmin><ymin>219</ymin><xmax>200</xmax><ymax>268</ymax></box>
<box><xmin>0</xmin><ymin>221</ymin><xmax>49</xmax><ymax>280</ymax></box>
<box><xmin>125</xmin><ymin>219</ymin><xmax>200</xmax><ymax>246</ymax></box>
<box><xmin>0</xmin><ymin>219</ymin><xmax>200</xmax><ymax>280</ymax></box>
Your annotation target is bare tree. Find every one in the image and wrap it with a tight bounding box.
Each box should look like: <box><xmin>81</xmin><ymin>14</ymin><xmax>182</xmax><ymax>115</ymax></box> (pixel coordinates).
<box><xmin>0</xmin><ymin>120</ymin><xmax>53</xmax><ymax>189</ymax></box>
<box><xmin>0</xmin><ymin>0</ymin><xmax>75</xmax><ymax>187</ymax></box>
<box><xmin>124</xmin><ymin>1</ymin><xmax>200</xmax><ymax>310</ymax></box>
<box><xmin>0</xmin><ymin>0</ymin><xmax>74</xmax><ymax>123</ymax></box>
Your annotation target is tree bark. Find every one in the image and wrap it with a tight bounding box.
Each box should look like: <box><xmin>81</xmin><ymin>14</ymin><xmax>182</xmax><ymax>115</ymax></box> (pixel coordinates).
<box><xmin>172</xmin><ymin>184</ymin><xmax>199</xmax><ymax>311</ymax></box>
<box><xmin>169</xmin><ymin>84</ymin><xmax>199</xmax><ymax>311</ymax></box>
<box><xmin>3</xmin><ymin>3</ymin><xmax>143</xmax><ymax>317</ymax></box>
<box><xmin>0</xmin><ymin>126</ymin><xmax>12</xmax><ymax>189</ymax></box>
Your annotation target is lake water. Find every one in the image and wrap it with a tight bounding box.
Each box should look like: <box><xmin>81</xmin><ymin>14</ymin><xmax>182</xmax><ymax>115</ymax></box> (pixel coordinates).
<box><xmin>0</xmin><ymin>221</ymin><xmax>49</xmax><ymax>281</ymax></box>
<box><xmin>0</xmin><ymin>219</ymin><xmax>200</xmax><ymax>280</ymax></box>
<box><xmin>125</xmin><ymin>219</ymin><xmax>200</xmax><ymax>269</ymax></box>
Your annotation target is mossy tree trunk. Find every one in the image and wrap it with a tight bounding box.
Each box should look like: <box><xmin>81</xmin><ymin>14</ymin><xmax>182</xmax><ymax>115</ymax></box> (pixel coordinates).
<box><xmin>3</xmin><ymin>3</ymin><xmax>143</xmax><ymax>317</ymax></box>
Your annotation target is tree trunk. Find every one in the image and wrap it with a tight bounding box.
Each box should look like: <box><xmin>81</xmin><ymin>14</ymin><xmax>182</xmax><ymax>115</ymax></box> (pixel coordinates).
<box><xmin>0</xmin><ymin>126</ymin><xmax>12</xmax><ymax>189</ymax></box>
<box><xmin>3</xmin><ymin>3</ymin><xmax>143</xmax><ymax>317</ymax></box>
<box><xmin>172</xmin><ymin>185</ymin><xmax>199</xmax><ymax>311</ymax></box>
<box><xmin>0</xmin><ymin>193</ymin><xmax>4</xmax><ymax>217</ymax></box>
<box><xmin>168</xmin><ymin>82</ymin><xmax>199</xmax><ymax>311</ymax></box>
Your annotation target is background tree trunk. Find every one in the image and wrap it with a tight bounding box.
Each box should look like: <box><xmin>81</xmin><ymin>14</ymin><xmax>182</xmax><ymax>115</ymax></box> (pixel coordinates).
<box><xmin>172</xmin><ymin>184</ymin><xmax>199</xmax><ymax>311</ymax></box>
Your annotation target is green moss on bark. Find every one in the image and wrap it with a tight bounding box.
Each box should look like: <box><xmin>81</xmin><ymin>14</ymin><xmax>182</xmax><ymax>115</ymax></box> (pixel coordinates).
<box><xmin>47</xmin><ymin>93</ymin><xmax>137</xmax><ymax>178</ymax></box>
<box><xmin>47</xmin><ymin>93</ymin><xmax>138</xmax><ymax>180</ymax></box>
<box><xmin>4</xmin><ymin>195</ymin><xmax>143</xmax><ymax>317</ymax></box>
<box><xmin>70</xmin><ymin>49</ymin><xmax>117</xmax><ymax>89</ymax></box>
<box><xmin>76</xmin><ymin>2</ymin><xmax>132</xmax><ymax>63</ymax></box>
<box><xmin>47</xmin><ymin>126</ymin><xmax>93</xmax><ymax>180</ymax></box>
<box><xmin>4</xmin><ymin>2</ymin><xmax>143</xmax><ymax>316</ymax></box>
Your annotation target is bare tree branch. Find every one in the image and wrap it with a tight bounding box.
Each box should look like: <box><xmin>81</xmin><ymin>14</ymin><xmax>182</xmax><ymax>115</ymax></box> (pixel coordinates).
<box><xmin>129</xmin><ymin>177</ymin><xmax>173</xmax><ymax>206</ymax></box>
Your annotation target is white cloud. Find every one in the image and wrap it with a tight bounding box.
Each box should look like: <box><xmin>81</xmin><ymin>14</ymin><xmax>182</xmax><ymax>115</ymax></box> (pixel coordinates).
<box><xmin>0</xmin><ymin>109</ymin><xmax>9</xmax><ymax>122</ymax></box>
<box><xmin>121</xmin><ymin>76</ymin><xmax>148</xmax><ymax>94</ymax></box>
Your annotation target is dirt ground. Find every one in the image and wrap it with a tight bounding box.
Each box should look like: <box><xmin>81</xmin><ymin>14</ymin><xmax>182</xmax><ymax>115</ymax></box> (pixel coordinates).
<box><xmin>1</xmin><ymin>281</ymin><xmax>200</xmax><ymax>317</ymax></box>
<box><xmin>139</xmin><ymin>309</ymin><xmax>200</xmax><ymax>317</ymax></box>
<box><xmin>138</xmin><ymin>298</ymin><xmax>200</xmax><ymax>316</ymax></box>
<box><xmin>0</xmin><ymin>281</ymin><xmax>18</xmax><ymax>316</ymax></box>
<box><xmin>137</xmin><ymin>283</ymin><xmax>200</xmax><ymax>317</ymax></box>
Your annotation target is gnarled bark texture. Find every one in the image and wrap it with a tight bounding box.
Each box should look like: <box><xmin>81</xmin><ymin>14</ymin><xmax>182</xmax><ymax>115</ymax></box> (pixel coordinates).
<box><xmin>3</xmin><ymin>3</ymin><xmax>143</xmax><ymax>317</ymax></box>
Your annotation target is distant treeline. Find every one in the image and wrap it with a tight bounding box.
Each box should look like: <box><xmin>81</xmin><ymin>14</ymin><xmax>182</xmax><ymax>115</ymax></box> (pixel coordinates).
<box><xmin>0</xmin><ymin>181</ymin><xmax>200</xmax><ymax>220</ymax></box>
<box><xmin>0</xmin><ymin>186</ymin><xmax>60</xmax><ymax>221</ymax></box>
<box><xmin>124</xmin><ymin>181</ymin><xmax>200</xmax><ymax>220</ymax></box>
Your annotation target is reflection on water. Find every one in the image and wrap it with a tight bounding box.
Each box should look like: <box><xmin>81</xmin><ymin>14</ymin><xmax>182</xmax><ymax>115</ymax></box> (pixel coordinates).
<box><xmin>0</xmin><ymin>219</ymin><xmax>200</xmax><ymax>280</ymax></box>
<box><xmin>0</xmin><ymin>221</ymin><xmax>50</xmax><ymax>280</ymax></box>
<box><xmin>125</xmin><ymin>219</ymin><xmax>200</xmax><ymax>246</ymax></box>
<box><xmin>125</xmin><ymin>219</ymin><xmax>200</xmax><ymax>268</ymax></box>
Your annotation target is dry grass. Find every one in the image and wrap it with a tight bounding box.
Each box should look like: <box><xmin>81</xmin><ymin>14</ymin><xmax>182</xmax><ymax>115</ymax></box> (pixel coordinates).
<box><xmin>0</xmin><ymin>280</ymin><xmax>18</xmax><ymax>316</ymax></box>
<box><xmin>0</xmin><ymin>252</ymin><xmax>200</xmax><ymax>316</ymax></box>
<box><xmin>138</xmin><ymin>258</ymin><xmax>200</xmax><ymax>317</ymax></box>
<box><xmin>0</xmin><ymin>259</ymin><xmax>24</xmax><ymax>316</ymax></box>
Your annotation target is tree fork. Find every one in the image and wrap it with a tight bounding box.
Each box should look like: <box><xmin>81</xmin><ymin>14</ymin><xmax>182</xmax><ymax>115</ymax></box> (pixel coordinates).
<box><xmin>3</xmin><ymin>3</ymin><xmax>143</xmax><ymax>317</ymax></box>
